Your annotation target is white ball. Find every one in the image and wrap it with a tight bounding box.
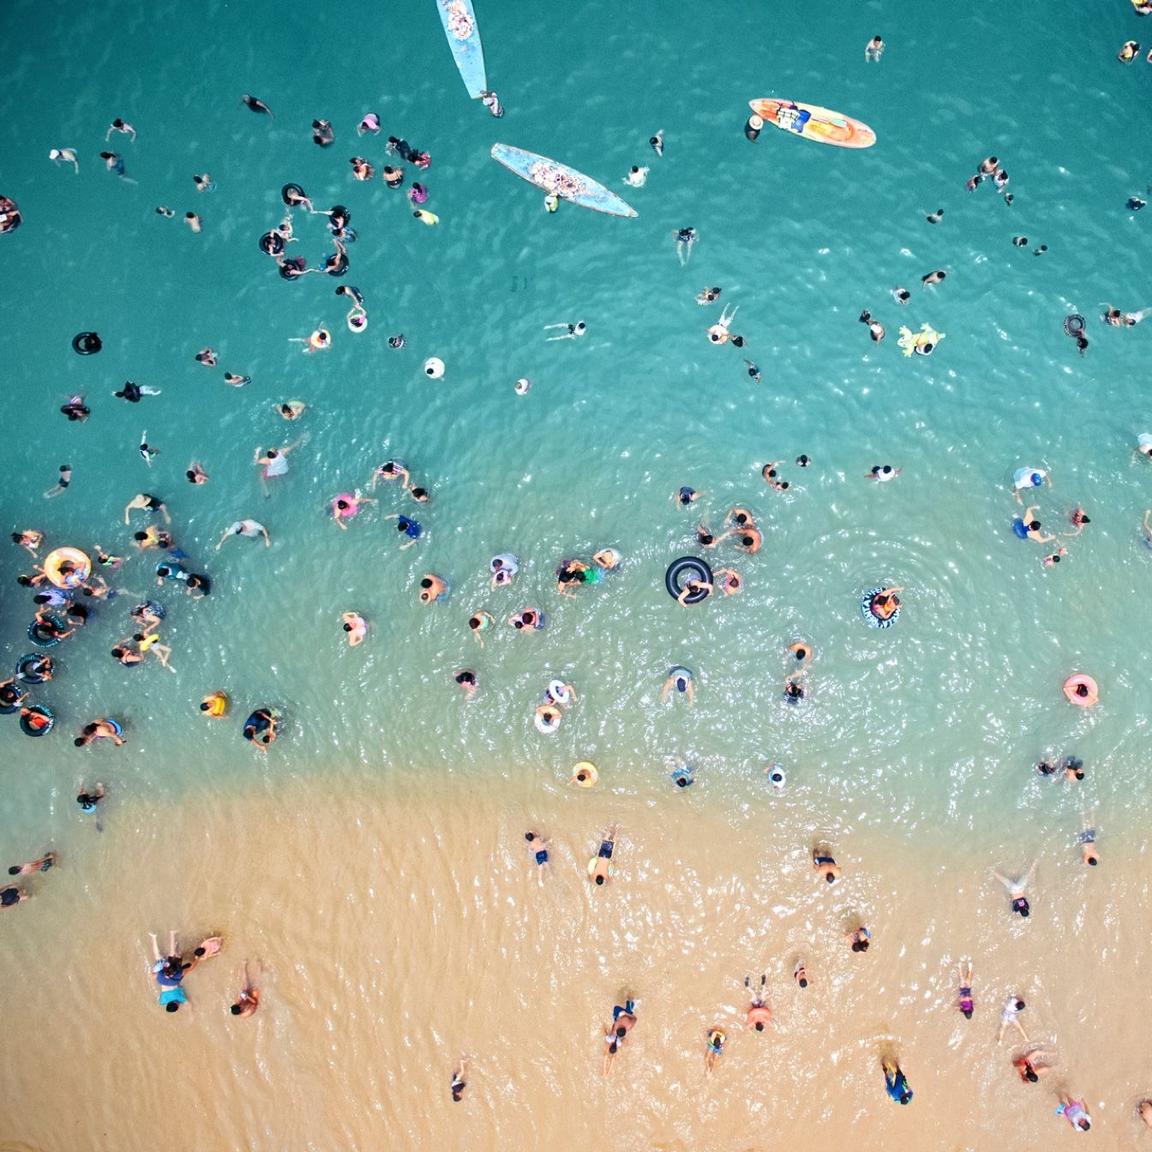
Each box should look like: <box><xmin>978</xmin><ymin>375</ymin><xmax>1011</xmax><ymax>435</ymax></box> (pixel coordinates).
<box><xmin>514</xmin><ymin>377</ymin><xmax>531</xmax><ymax>394</ymax></box>
<box><xmin>423</xmin><ymin>357</ymin><xmax>445</xmax><ymax>379</ymax></box>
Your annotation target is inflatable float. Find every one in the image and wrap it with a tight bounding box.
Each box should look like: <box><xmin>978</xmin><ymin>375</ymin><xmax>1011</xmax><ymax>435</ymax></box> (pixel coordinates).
<box><xmin>571</xmin><ymin>761</ymin><xmax>598</xmax><ymax>787</ymax></box>
<box><xmin>0</xmin><ymin>681</ymin><xmax>28</xmax><ymax>714</ymax></box>
<box><xmin>861</xmin><ymin>586</ymin><xmax>900</xmax><ymax>629</ymax></box>
<box><xmin>19</xmin><ymin>705</ymin><xmax>54</xmax><ymax>737</ymax></box>
<box><xmin>666</xmin><ymin>556</ymin><xmax>713</xmax><ymax>604</ymax></box>
<box><xmin>897</xmin><ymin>324</ymin><xmax>944</xmax><ymax>357</ymax></box>
<box><xmin>28</xmin><ymin>616</ymin><xmax>67</xmax><ymax>647</ymax></box>
<box><xmin>43</xmin><ymin>547</ymin><xmax>91</xmax><ymax>590</ymax></box>
<box><xmin>1063</xmin><ymin>674</ymin><xmax>1098</xmax><ymax>707</ymax></box>
<box><xmin>490</xmin><ymin>144</ymin><xmax>637</xmax><ymax>218</ymax></box>
<box><xmin>15</xmin><ymin>653</ymin><xmax>53</xmax><ymax>684</ymax></box>
<box><xmin>747</xmin><ymin>99</ymin><xmax>876</xmax><ymax>149</ymax></box>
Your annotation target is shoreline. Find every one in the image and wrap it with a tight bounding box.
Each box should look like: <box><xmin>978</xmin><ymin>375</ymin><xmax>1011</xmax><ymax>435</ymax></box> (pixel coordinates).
<box><xmin>0</xmin><ymin>773</ymin><xmax>1148</xmax><ymax>1151</ymax></box>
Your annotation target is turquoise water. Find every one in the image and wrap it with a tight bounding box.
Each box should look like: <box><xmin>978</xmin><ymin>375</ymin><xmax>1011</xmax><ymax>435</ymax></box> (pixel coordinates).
<box><xmin>3</xmin><ymin>0</ymin><xmax>1150</xmax><ymax>821</ymax></box>
<box><xmin>2</xmin><ymin>0</ymin><xmax>1152</xmax><ymax>1143</ymax></box>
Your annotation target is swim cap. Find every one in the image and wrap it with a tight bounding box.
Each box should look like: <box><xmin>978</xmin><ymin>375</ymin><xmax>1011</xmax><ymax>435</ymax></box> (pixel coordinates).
<box><xmin>1031</xmin><ymin>473</ymin><xmax>1042</xmax><ymax>486</ymax></box>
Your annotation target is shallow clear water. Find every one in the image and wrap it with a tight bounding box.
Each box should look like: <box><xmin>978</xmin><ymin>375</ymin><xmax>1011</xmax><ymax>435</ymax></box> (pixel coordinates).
<box><xmin>2</xmin><ymin>0</ymin><xmax>1152</xmax><ymax>1147</ymax></box>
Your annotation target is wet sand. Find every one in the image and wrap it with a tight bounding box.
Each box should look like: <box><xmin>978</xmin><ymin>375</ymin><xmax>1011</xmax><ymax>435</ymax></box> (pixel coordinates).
<box><xmin>0</xmin><ymin>770</ymin><xmax>1149</xmax><ymax>1151</ymax></box>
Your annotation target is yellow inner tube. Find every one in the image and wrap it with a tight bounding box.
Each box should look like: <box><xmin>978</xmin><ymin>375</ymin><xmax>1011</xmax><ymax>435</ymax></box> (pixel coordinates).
<box><xmin>43</xmin><ymin>547</ymin><xmax>91</xmax><ymax>589</ymax></box>
<box><xmin>571</xmin><ymin>761</ymin><xmax>598</xmax><ymax>787</ymax></box>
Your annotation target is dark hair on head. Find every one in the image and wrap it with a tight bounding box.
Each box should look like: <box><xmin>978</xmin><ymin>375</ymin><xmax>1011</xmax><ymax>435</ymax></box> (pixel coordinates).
<box><xmin>111</xmin><ymin>647</ymin><xmax>124</xmax><ymax>658</ymax></box>
<box><xmin>132</xmin><ymin>633</ymin><xmax>144</xmax><ymax>643</ymax></box>
<box><xmin>230</xmin><ymin>1003</ymin><xmax>242</xmax><ymax>1015</ymax></box>
<box><xmin>851</xmin><ymin>940</ymin><xmax>864</xmax><ymax>952</ymax></box>
<box><xmin>595</xmin><ymin>874</ymin><xmax>605</xmax><ymax>885</ymax></box>
<box><xmin>73</xmin><ymin>737</ymin><xmax>86</xmax><ymax>747</ymax></box>
<box><xmin>962</xmin><ymin>1006</ymin><xmax>972</xmax><ymax>1019</ymax></box>
<box><xmin>166</xmin><ymin>1001</ymin><xmax>180</xmax><ymax>1012</ymax></box>
<box><xmin>133</xmin><ymin>531</ymin><xmax>147</xmax><ymax>541</ymax></box>
<box><xmin>825</xmin><ymin>872</ymin><xmax>835</xmax><ymax>883</ymax></box>
<box><xmin>780</xmin><ymin>481</ymin><xmax>790</xmax><ymax>490</ymax></box>
<box><xmin>799</xmin><ymin>977</ymin><xmax>808</xmax><ymax>988</ymax></box>
<box><xmin>616</xmin><ymin>1026</ymin><xmax>626</xmax><ymax>1038</ymax></box>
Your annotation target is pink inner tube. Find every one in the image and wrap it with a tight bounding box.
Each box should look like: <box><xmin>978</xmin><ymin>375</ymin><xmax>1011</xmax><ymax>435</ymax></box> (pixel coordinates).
<box><xmin>332</xmin><ymin>492</ymin><xmax>361</xmax><ymax>518</ymax></box>
<box><xmin>1063</xmin><ymin>674</ymin><xmax>1098</xmax><ymax>707</ymax></box>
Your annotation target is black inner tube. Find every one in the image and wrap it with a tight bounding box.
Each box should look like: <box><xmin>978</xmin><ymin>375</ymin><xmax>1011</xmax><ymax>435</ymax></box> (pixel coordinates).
<box><xmin>281</xmin><ymin>183</ymin><xmax>307</xmax><ymax>206</ymax></box>
<box><xmin>72</xmin><ymin>331</ymin><xmax>102</xmax><ymax>355</ymax></box>
<box><xmin>665</xmin><ymin>556</ymin><xmax>714</xmax><ymax>604</ymax></box>
<box><xmin>1063</xmin><ymin>313</ymin><xmax>1086</xmax><ymax>337</ymax></box>
<box><xmin>20</xmin><ymin>707</ymin><xmax>53</xmax><ymax>737</ymax></box>
<box><xmin>15</xmin><ymin>654</ymin><xmax>52</xmax><ymax>683</ymax></box>
<box><xmin>259</xmin><ymin>231</ymin><xmax>284</xmax><ymax>256</ymax></box>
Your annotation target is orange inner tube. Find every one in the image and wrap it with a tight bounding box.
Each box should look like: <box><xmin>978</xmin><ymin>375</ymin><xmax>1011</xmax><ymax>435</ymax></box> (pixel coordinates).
<box><xmin>1063</xmin><ymin>675</ymin><xmax>1098</xmax><ymax>707</ymax></box>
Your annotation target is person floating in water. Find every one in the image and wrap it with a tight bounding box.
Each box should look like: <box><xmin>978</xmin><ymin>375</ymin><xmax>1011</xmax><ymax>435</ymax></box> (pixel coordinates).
<box><xmin>705</xmin><ymin>1027</ymin><xmax>726</xmax><ymax>1073</ymax></box>
<box><xmin>744</xmin><ymin>975</ymin><xmax>772</xmax><ymax>1032</ymax></box>
<box><xmin>602</xmin><ymin>998</ymin><xmax>638</xmax><ymax>1074</ymax></box>
<box><xmin>243</xmin><ymin>708</ymin><xmax>280</xmax><ymax>751</ymax></box>
<box><xmin>1078</xmin><ymin>814</ymin><xmax>1100</xmax><ymax>866</ymax></box>
<box><xmin>956</xmin><ymin>960</ymin><xmax>975</xmax><ymax>1019</ymax></box>
<box><xmin>882</xmin><ymin>1055</ymin><xmax>913</xmax><ymax>1105</ymax></box>
<box><xmin>230</xmin><ymin>960</ymin><xmax>261</xmax><ymax>1017</ymax></box>
<box><xmin>149</xmin><ymin>930</ymin><xmax>191</xmax><ymax>1012</ymax></box>
<box><xmin>7</xmin><ymin>852</ymin><xmax>56</xmax><ymax>877</ymax></box>
<box><xmin>49</xmin><ymin>147</ymin><xmax>79</xmax><ymax>173</ymax></box>
<box><xmin>813</xmin><ymin>846</ymin><xmax>840</xmax><ymax>883</ymax></box>
<box><xmin>992</xmin><ymin>860</ymin><xmax>1037</xmax><ymax>918</ymax></box>
<box><xmin>865</xmin><ymin>35</ymin><xmax>885</xmax><ymax>61</ymax></box>
<box><xmin>544</xmin><ymin>321</ymin><xmax>586</xmax><ymax>341</ymax></box>
<box><xmin>588</xmin><ymin>825</ymin><xmax>617</xmax><ymax>886</ymax></box>
<box><xmin>1055</xmin><ymin>1092</ymin><xmax>1092</xmax><ymax>1132</ymax></box>
<box><xmin>997</xmin><ymin>996</ymin><xmax>1028</xmax><ymax>1043</ymax></box>
<box><xmin>661</xmin><ymin>666</ymin><xmax>696</xmax><ymax>706</ymax></box>
<box><xmin>675</xmin><ymin>227</ymin><xmax>697</xmax><ymax>265</ymax></box>
<box><xmin>450</xmin><ymin>1058</ymin><xmax>468</xmax><ymax>1102</ymax></box>
<box><xmin>106</xmin><ymin>117</ymin><xmax>137</xmax><ymax>142</ymax></box>
<box><xmin>242</xmin><ymin>94</ymin><xmax>273</xmax><ymax>116</ymax></box>
<box><xmin>1012</xmin><ymin>1045</ymin><xmax>1055</xmax><ymax>1083</ymax></box>
<box><xmin>216</xmin><ymin>519</ymin><xmax>270</xmax><ymax>549</ymax></box>
<box><xmin>524</xmin><ymin>831</ymin><xmax>549</xmax><ymax>882</ymax></box>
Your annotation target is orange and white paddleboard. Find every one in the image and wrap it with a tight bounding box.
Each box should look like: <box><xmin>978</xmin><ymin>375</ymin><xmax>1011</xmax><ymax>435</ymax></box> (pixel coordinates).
<box><xmin>748</xmin><ymin>99</ymin><xmax>876</xmax><ymax>149</ymax></box>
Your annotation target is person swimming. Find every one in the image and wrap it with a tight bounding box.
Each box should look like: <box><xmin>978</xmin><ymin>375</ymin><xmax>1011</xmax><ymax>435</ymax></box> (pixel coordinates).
<box><xmin>661</xmin><ymin>666</ymin><xmax>695</xmax><ymax>705</ymax></box>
